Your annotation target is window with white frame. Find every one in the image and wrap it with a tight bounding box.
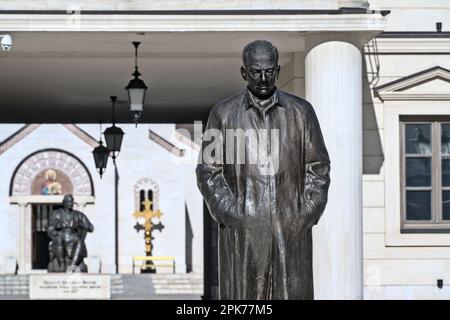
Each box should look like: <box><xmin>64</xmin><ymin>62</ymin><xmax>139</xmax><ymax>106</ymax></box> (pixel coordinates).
<box><xmin>401</xmin><ymin>117</ymin><xmax>450</xmax><ymax>232</ymax></box>
<box><xmin>134</xmin><ymin>178</ymin><xmax>159</xmax><ymax>212</ymax></box>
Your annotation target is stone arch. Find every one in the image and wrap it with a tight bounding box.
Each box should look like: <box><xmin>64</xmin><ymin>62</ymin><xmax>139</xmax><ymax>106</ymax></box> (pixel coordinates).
<box><xmin>10</xmin><ymin>149</ymin><xmax>94</xmax><ymax>196</ymax></box>
<box><xmin>134</xmin><ymin>178</ymin><xmax>159</xmax><ymax>211</ymax></box>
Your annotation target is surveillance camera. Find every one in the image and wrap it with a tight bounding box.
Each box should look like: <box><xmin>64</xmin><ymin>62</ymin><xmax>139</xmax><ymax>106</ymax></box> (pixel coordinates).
<box><xmin>1</xmin><ymin>35</ymin><xmax>12</xmax><ymax>51</ymax></box>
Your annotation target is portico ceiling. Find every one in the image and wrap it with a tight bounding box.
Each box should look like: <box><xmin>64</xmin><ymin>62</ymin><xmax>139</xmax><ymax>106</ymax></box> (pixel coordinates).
<box><xmin>0</xmin><ymin>31</ymin><xmax>304</xmax><ymax>123</ymax></box>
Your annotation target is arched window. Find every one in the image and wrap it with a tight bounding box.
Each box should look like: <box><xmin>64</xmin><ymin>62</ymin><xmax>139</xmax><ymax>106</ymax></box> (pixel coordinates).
<box><xmin>134</xmin><ymin>179</ymin><xmax>159</xmax><ymax>212</ymax></box>
<box><xmin>138</xmin><ymin>189</ymin><xmax>154</xmax><ymax>211</ymax></box>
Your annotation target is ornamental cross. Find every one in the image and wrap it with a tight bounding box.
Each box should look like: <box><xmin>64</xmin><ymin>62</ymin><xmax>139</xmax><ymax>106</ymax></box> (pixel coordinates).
<box><xmin>133</xmin><ymin>199</ymin><xmax>163</xmax><ymax>230</ymax></box>
<box><xmin>133</xmin><ymin>199</ymin><xmax>164</xmax><ymax>266</ymax></box>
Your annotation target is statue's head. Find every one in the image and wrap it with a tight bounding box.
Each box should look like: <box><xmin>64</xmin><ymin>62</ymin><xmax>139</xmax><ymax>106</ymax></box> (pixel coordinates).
<box><xmin>240</xmin><ymin>40</ymin><xmax>280</xmax><ymax>100</ymax></box>
<box><xmin>62</xmin><ymin>194</ymin><xmax>74</xmax><ymax>211</ymax></box>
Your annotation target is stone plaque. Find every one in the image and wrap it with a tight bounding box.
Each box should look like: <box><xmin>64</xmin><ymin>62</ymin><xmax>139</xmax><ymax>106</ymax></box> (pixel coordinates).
<box><xmin>29</xmin><ymin>274</ymin><xmax>111</xmax><ymax>300</ymax></box>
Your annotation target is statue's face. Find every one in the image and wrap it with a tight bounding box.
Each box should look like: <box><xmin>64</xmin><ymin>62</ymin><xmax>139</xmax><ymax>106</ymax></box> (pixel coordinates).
<box><xmin>63</xmin><ymin>196</ymin><xmax>74</xmax><ymax>210</ymax></box>
<box><xmin>241</xmin><ymin>49</ymin><xmax>280</xmax><ymax>100</ymax></box>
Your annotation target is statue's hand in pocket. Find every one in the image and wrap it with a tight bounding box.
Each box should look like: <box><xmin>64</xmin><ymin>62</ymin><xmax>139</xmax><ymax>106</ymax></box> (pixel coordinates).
<box><xmin>298</xmin><ymin>191</ymin><xmax>319</xmax><ymax>230</ymax></box>
<box><xmin>220</xmin><ymin>197</ymin><xmax>259</xmax><ymax>230</ymax></box>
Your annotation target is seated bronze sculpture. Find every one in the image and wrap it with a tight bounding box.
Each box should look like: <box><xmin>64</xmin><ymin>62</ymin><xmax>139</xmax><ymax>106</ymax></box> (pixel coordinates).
<box><xmin>47</xmin><ymin>194</ymin><xmax>94</xmax><ymax>273</ymax></box>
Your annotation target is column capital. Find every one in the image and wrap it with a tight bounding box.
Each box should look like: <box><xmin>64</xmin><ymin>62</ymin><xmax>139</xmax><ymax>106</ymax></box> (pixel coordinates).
<box><xmin>305</xmin><ymin>30</ymin><xmax>382</xmax><ymax>54</ymax></box>
<box><xmin>16</xmin><ymin>202</ymin><xmax>30</xmax><ymax>208</ymax></box>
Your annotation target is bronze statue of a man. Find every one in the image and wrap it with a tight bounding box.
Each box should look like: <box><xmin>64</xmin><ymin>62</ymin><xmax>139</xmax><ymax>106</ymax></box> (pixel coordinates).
<box><xmin>196</xmin><ymin>40</ymin><xmax>330</xmax><ymax>299</ymax></box>
<box><xmin>47</xmin><ymin>194</ymin><xmax>94</xmax><ymax>273</ymax></box>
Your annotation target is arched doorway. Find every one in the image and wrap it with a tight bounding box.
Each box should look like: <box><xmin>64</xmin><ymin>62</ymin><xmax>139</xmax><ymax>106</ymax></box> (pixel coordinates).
<box><xmin>9</xmin><ymin>149</ymin><xmax>94</xmax><ymax>273</ymax></box>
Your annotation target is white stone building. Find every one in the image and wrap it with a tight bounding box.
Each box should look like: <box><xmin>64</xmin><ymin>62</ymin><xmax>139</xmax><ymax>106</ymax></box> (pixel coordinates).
<box><xmin>0</xmin><ymin>0</ymin><xmax>449</xmax><ymax>299</ymax></box>
<box><xmin>0</xmin><ymin>123</ymin><xmax>204</xmax><ymax>275</ymax></box>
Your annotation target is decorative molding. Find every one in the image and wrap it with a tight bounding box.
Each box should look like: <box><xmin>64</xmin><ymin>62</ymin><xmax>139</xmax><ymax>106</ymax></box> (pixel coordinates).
<box><xmin>0</xmin><ymin>124</ymin><xmax>40</xmax><ymax>156</ymax></box>
<box><xmin>149</xmin><ymin>130</ymin><xmax>185</xmax><ymax>157</ymax></box>
<box><xmin>374</xmin><ymin>66</ymin><xmax>450</xmax><ymax>101</ymax></box>
<box><xmin>133</xmin><ymin>178</ymin><xmax>160</xmax><ymax>211</ymax></box>
<box><xmin>10</xmin><ymin>149</ymin><xmax>94</xmax><ymax>196</ymax></box>
<box><xmin>0</xmin><ymin>0</ymin><xmax>341</xmax><ymax>11</ymax></box>
<box><xmin>9</xmin><ymin>195</ymin><xmax>95</xmax><ymax>205</ymax></box>
<box><xmin>0</xmin><ymin>124</ymin><xmax>98</xmax><ymax>158</ymax></box>
<box><xmin>175</xmin><ymin>130</ymin><xmax>200</xmax><ymax>151</ymax></box>
<box><xmin>63</xmin><ymin>124</ymin><xmax>99</xmax><ymax>148</ymax></box>
<box><xmin>0</xmin><ymin>13</ymin><xmax>387</xmax><ymax>32</ymax></box>
<box><xmin>369</xmin><ymin>38</ymin><xmax>450</xmax><ymax>54</ymax></box>
<box><xmin>374</xmin><ymin>93</ymin><xmax>450</xmax><ymax>101</ymax></box>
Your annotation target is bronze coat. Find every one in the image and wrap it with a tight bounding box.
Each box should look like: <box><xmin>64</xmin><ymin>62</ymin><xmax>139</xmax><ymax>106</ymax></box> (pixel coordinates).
<box><xmin>196</xmin><ymin>89</ymin><xmax>330</xmax><ymax>299</ymax></box>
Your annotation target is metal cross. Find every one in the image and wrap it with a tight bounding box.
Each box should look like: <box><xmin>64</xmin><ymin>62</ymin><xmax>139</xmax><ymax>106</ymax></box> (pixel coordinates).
<box><xmin>132</xmin><ymin>200</ymin><xmax>164</xmax><ymax>272</ymax></box>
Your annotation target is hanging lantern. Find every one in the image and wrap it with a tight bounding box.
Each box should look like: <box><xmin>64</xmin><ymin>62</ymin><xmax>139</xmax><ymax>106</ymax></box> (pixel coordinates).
<box><xmin>93</xmin><ymin>140</ymin><xmax>109</xmax><ymax>178</ymax></box>
<box><xmin>125</xmin><ymin>41</ymin><xmax>147</xmax><ymax>127</ymax></box>
<box><xmin>103</xmin><ymin>96</ymin><xmax>125</xmax><ymax>161</ymax></box>
<box><xmin>92</xmin><ymin>122</ymin><xmax>109</xmax><ymax>178</ymax></box>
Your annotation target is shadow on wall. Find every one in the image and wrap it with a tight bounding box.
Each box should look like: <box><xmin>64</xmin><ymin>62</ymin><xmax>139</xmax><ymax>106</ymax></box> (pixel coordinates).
<box><xmin>362</xmin><ymin>39</ymin><xmax>384</xmax><ymax>175</ymax></box>
<box><xmin>185</xmin><ymin>203</ymin><xmax>193</xmax><ymax>273</ymax></box>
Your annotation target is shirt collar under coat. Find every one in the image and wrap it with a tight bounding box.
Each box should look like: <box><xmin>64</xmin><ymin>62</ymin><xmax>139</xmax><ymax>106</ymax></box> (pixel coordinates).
<box><xmin>243</xmin><ymin>87</ymin><xmax>283</xmax><ymax>113</ymax></box>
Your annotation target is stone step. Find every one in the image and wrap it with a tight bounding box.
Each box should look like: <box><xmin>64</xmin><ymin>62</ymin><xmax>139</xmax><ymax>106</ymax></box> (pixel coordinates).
<box><xmin>153</xmin><ymin>283</ymin><xmax>203</xmax><ymax>287</ymax></box>
<box><xmin>150</xmin><ymin>274</ymin><xmax>203</xmax><ymax>278</ymax></box>
<box><xmin>0</xmin><ymin>293</ymin><xmax>28</xmax><ymax>296</ymax></box>
<box><xmin>155</xmin><ymin>289</ymin><xmax>203</xmax><ymax>294</ymax></box>
<box><xmin>152</xmin><ymin>279</ymin><xmax>203</xmax><ymax>282</ymax></box>
<box><xmin>0</xmin><ymin>286</ymin><xmax>29</xmax><ymax>290</ymax></box>
<box><xmin>150</xmin><ymin>276</ymin><xmax>203</xmax><ymax>279</ymax></box>
<box><xmin>0</xmin><ymin>279</ymin><xmax>29</xmax><ymax>281</ymax></box>
<box><xmin>112</xmin><ymin>285</ymin><xmax>125</xmax><ymax>290</ymax></box>
<box><xmin>111</xmin><ymin>290</ymin><xmax>125</xmax><ymax>294</ymax></box>
<box><xmin>151</xmin><ymin>281</ymin><xmax>203</xmax><ymax>285</ymax></box>
<box><xmin>153</xmin><ymin>281</ymin><xmax>202</xmax><ymax>285</ymax></box>
<box><xmin>154</xmin><ymin>286</ymin><xmax>203</xmax><ymax>291</ymax></box>
<box><xmin>110</xmin><ymin>275</ymin><xmax>124</xmax><ymax>294</ymax></box>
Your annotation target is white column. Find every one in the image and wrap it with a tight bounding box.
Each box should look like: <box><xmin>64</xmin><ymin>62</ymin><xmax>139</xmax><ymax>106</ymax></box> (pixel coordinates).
<box><xmin>17</xmin><ymin>203</ymin><xmax>27</xmax><ymax>274</ymax></box>
<box><xmin>306</xmin><ymin>38</ymin><xmax>363</xmax><ymax>299</ymax></box>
